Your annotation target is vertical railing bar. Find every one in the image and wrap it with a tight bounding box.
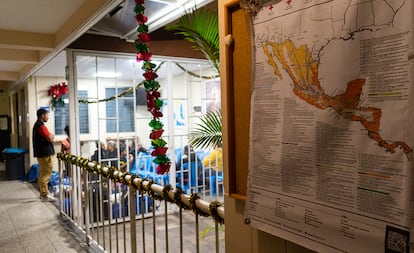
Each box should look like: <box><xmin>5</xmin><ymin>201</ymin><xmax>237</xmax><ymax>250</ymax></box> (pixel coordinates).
<box><xmin>141</xmin><ymin>192</ymin><xmax>146</xmax><ymax>253</ymax></box>
<box><xmin>202</xmin><ymin>167</ymin><xmax>206</xmax><ymax>199</ymax></box>
<box><xmin>84</xmin><ymin>172</ymin><xmax>91</xmax><ymax>245</ymax></box>
<box><xmin>195</xmin><ymin>214</ymin><xmax>200</xmax><ymax>253</ymax></box>
<box><xmin>108</xmin><ymin>179</ymin><xmax>113</xmax><ymax>252</ymax></box>
<box><xmin>129</xmin><ymin>187</ymin><xmax>137</xmax><ymax>253</ymax></box>
<box><xmin>70</xmin><ymin>164</ymin><xmax>73</xmax><ymax>216</ymax></box>
<box><xmin>58</xmin><ymin>159</ymin><xmax>63</xmax><ymax>218</ymax></box>
<box><xmin>122</xmin><ymin>186</ymin><xmax>127</xmax><ymax>253</ymax></box>
<box><xmin>179</xmin><ymin>207</ymin><xmax>183</xmax><ymax>253</ymax></box>
<box><xmin>215</xmin><ymin>221</ymin><xmax>219</xmax><ymax>253</ymax></box>
<box><xmin>152</xmin><ymin>195</ymin><xmax>157</xmax><ymax>253</ymax></box>
<box><xmin>72</xmin><ymin>165</ymin><xmax>76</xmax><ymax>221</ymax></box>
<box><xmin>164</xmin><ymin>200</ymin><xmax>169</xmax><ymax>253</ymax></box>
<box><xmin>71</xmin><ymin>165</ymin><xmax>77</xmax><ymax>220</ymax></box>
<box><xmin>76</xmin><ymin>165</ymin><xmax>83</xmax><ymax>226</ymax></box>
<box><xmin>94</xmin><ymin>180</ymin><xmax>100</xmax><ymax>246</ymax></box>
<box><xmin>66</xmin><ymin>165</ymin><xmax>71</xmax><ymax>217</ymax></box>
<box><xmin>100</xmin><ymin>175</ymin><xmax>106</xmax><ymax>250</ymax></box>
<box><xmin>218</xmin><ymin>173</ymin><xmax>220</xmax><ymax>198</ymax></box>
<box><xmin>57</xmin><ymin>155</ymin><xmax>228</xmax><ymax>253</ymax></box>
<box><xmin>115</xmin><ymin>182</ymin><xmax>119</xmax><ymax>253</ymax></box>
<box><xmin>88</xmin><ymin>177</ymin><xmax>95</xmax><ymax>241</ymax></box>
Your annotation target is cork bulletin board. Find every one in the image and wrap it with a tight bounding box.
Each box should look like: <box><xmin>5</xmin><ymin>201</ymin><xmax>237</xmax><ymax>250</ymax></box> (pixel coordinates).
<box><xmin>221</xmin><ymin>1</ymin><xmax>252</xmax><ymax>199</ymax></box>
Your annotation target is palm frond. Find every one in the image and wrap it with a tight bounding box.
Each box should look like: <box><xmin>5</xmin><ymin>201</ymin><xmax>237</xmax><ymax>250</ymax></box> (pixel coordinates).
<box><xmin>165</xmin><ymin>8</ymin><xmax>220</xmax><ymax>73</ymax></box>
<box><xmin>190</xmin><ymin>110</ymin><xmax>222</xmax><ymax>150</ymax></box>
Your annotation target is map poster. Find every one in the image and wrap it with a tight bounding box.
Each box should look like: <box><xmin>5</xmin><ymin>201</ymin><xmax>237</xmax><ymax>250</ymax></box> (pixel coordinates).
<box><xmin>244</xmin><ymin>0</ymin><xmax>414</xmax><ymax>252</ymax></box>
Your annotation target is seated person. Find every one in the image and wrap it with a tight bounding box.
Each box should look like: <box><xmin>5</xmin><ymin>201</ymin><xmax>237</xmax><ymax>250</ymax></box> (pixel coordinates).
<box><xmin>137</xmin><ymin>144</ymin><xmax>149</xmax><ymax>155</ymax></box>
<box><xmin>91</xmin><ymin>141</ymin><xmax>107</xmax><ymax>162</ymax></box>
<box><xmin>203</xmin><ymin>143</ymin><xmax>223</xmax><ymax>171</ymax></box>
<box><xmin>203</xmin><ymin>143</ymin><xmax>223</xmax><ymax>194</ymax></box>
<box><xmin>106</xmin><ymin>141</ymin><xmax>118</xmax><ymax>168</ymax></box>
<box><xmin>119</xmin><ymin>147</ymin><xmax>134</xmax><ymax>172</ymax></box>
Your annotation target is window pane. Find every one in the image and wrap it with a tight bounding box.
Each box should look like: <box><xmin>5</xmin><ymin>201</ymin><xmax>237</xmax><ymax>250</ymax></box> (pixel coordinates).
<box><xmin>78</xmin><ymin>90</ymin><xmax>89</xmax><ymax>134</ymax></box>
<box><xmin>54</xmin><ymin>94</ymin><xmax>69</xmax><ymax>135</ymax></box>
<box><xmin>106</xmin><ymin>88</ymin><xmax>134</xmax><ymax>133</ymax></box>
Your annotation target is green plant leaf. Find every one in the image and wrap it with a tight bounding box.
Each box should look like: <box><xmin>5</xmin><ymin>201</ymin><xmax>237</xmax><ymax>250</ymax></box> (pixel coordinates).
<box><xmin>165</xmin><ymin>8</ymin><xmax>219</xmax><ymax>74</ymax></box>
<box><xmin>189</xmin><ymin>110</ymin><xmax>222</xmax><ymax>149</ymax></box>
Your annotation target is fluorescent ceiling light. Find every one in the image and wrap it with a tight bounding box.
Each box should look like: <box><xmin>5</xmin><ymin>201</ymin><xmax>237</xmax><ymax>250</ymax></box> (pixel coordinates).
<box><xmin>148</xmin><ymin>0</ymin><xmax>214</xmax><ymax>32</ymax></box>
<box><xmin>94</xmin><ymin>72</ymin><xmax>122</xmax><ymax>78</ymax></box>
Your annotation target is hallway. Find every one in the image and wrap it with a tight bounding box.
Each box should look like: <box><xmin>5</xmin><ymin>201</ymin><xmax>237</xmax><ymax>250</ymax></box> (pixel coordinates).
<box><xmin>0</xmin><ymin>162</ymin><xmax>98</xmax><ymax>253</ymax></box>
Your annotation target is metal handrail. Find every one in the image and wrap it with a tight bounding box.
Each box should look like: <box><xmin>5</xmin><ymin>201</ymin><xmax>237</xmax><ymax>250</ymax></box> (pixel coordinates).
<box><xmin>57</xmin><ymin>152</ymin><xmax>225</xmax><ymax>224</ymax></box>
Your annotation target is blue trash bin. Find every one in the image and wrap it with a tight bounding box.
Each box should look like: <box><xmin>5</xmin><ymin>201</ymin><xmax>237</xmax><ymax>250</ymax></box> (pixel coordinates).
<box><xmin>2</xmin><ymin>148</ymin><xmax>26</xmax><ymax>180</ymax></box>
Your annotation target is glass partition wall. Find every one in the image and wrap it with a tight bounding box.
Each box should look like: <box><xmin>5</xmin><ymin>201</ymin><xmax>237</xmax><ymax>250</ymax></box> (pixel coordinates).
<box><xmin>66</xmin><ymin>50</ymin><xmax>220</xmax><ymax>191</ymax></box>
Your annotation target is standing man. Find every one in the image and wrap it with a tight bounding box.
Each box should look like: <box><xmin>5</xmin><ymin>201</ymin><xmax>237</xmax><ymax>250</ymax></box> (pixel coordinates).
<box><xmin>33</xmin><ymin>108</ymin><xmax>56</xmax><ymax>202</ymax></box>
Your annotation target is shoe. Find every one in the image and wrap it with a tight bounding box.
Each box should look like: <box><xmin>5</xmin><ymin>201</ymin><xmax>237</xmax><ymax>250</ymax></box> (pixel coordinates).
<box><xmin>39</xmin><ymin>192</ymin><xmax>54</xmax><ymax>199</ymax></box>
<box><xmin>41</xmin><ymin>195</ymin><xmax>56</xmax><ymax>202</ymax></box>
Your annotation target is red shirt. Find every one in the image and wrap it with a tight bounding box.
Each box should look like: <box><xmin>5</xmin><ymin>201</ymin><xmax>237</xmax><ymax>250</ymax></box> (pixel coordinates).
<box><xmin>38</xmin><ymin>125</ymin><xmax>51</xmax><ymax>139</ymax></box>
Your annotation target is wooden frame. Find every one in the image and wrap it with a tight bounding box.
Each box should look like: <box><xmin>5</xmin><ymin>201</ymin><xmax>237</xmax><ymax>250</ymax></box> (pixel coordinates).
<box><xmin>220</xmin><ymin>0</ymin><xmax>252</xmax><ymax>199</ymax></box>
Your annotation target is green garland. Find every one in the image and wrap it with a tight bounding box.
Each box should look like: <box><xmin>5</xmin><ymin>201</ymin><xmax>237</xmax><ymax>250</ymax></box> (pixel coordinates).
<box><xmin>173</xmin><ymin>187</ymin><xmax>189</xmax><ymax>210</ymax></box>
<box><xmin>174</xmin><ymin>63</ymin><xmax>219</xmax><ymax>80</ymax></box>
<box><xmin>77</xmin><ymin>61</ymin><xmax>218</xmax><ymax>105</ymax></box>
<box><xmin>209</xmin><ymin>201</ymin><xmax>224</xmax><ymax>224</ymax></box>
<box><xmin>78</xmin><ymin>62</ymin><xmax>164</xmax><ymax>104</ymax></box>
<box><xmin>189</xmin><ymin>193</ymin><xmax>210</xmax><ymax>217</ymax></box>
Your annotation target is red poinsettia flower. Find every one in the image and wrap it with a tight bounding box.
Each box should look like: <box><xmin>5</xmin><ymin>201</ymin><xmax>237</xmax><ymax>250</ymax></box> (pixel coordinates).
<box><xmin>149</xmin><ymin>129</ymin><xmax>164</xmax><ymax>139</ymax></box>
<box><xmin>138</xmin><ymin>32</ymin><xmax>151</xmax><ymax>43</ymax></box>
<box><xmin>136</xmin><ymin>52</ymin><xmax>152</xmax><ymax>62</ymax></box>
<box><xmin>59</xmin><ymin>83</ymin><xmax>68</xmax><ymax>95</ymax></box>
<box><xmin>146</xmin><ymin>101</ymin><xmax>155</xmax><ymax>110</ymax></box>
<box><xmin>149</xmin><ymin>109</ymin><xmax>163</xmax><ymax>118</ymax></box>
<box><xmin>146</xmin><ymin>93</ymin><xmax>159</xmax><ymax>109</ymax></box>
<box><xmin>135</xmin><ymin>14</ymin><xmax>148</xmax><ymax>24</ymax></box>
<box><xmin>151</xmin><ymin>147</ymin><xmax>168</xmax><ymax>156</ymax></box>
<box><xmin>156</xmin><ymin>163</ymin><xmax>171</xmax><ymax>174</ymax></box>
<box><xmin>151</xmin><ymin>91</ymin><xmax>160</xmax><ymax>98</ymax></box>
<box><xmin>49</xmin><ymin>86</ymin><xmax>59</xmax><ymax>98</ymax></box>
<box><xmin>143</xmin><ymin>70</ymin><xmax>158</xmax><ymax>81</ymax></box>
<box><xmin>146</xmin><ymin>91</ymin><xmax>154</xmax><ymax>100</ymax></box>
<box><xmin>48</xmin><ymin>82</ymin><xmax>68</xmax><ymax>108</ymax></box>
<box><xmin>135</xmin><ymin>0</ymin><xmax>144</xmax><ymax>4</ymax></box>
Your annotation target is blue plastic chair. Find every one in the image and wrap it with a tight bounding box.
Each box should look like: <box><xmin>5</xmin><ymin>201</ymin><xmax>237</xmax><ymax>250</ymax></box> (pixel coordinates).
<box><xmin>134</xmin><ymin>154</ymin><xmax>155</xmax><ymax>178</ymax></box>
<box><xmin>210</xmin><ymin>171</ymin><xmax>223</xmax><ymax>195</ymax></box>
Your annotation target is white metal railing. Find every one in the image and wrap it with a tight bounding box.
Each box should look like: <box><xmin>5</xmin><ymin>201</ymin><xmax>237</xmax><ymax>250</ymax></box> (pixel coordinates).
<box><xmin>57</xmin><ymin>153</ymin><xmax>225</xmax><ymax>253</ymax></box>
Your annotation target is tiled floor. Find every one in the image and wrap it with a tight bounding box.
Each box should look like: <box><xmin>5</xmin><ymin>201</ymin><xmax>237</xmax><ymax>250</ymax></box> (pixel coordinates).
<box><xmin>0</xmin><ymin>162</ymin><xmax>225</xmax><ymax>253</ymax></box>
<box><xmin>0</xmin><ymin>162</ymin><xmax>99</xmax><ymax>253</ymax></box>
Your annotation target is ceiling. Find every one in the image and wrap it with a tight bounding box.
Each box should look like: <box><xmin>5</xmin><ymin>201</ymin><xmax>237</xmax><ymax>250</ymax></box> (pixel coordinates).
<box><xmin>0</xmin><ymin>0</ymin><xmax>215</xmax><ymax>91</ymax></box>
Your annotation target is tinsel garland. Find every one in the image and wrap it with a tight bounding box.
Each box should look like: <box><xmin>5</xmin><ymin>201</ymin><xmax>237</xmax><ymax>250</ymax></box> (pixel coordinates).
<box><xmin>189</xmin><ymin>193</ymin><xmax>210</xmax><ymax>217</ymax></box>
<box><xmin>77</xmin><ymin>62</ymin><xmax>215</xmax><ymax>105</ymax></box>
<box><xmin>56</xmin><ymin>153</ymin><xmax>224</xmax><ymax>223</ymax></box>
<box><xmin>174</xmin><ymin>187</ymin><xmax>190</xmax><ymax>210</ymax></box>
<box><xmin>209</xmin><ymin>201</ymin><xmax>224</xmax><ymax>224</ymax></box>
<box><xmin>174</xmin><ymin>63</ymin><xmax>219</xmax><ymax>79</ymax></box>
